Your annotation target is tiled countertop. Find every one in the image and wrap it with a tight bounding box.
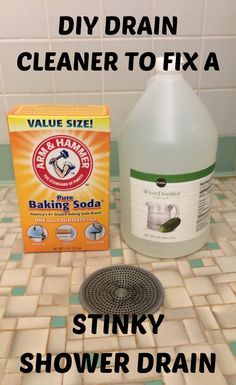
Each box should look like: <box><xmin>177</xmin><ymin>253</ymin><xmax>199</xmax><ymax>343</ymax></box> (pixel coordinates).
<box><xmin>0</xmin><ymin>179</ymin><xmax>236</xmax><ymax>385</ymax></box>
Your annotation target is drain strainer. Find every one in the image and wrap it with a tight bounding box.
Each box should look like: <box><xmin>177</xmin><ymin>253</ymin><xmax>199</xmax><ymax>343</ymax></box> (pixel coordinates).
<box><xmin>79</xmin><ymin>265</ymin><xmax>164</xmax><ymax>317</ymax></box>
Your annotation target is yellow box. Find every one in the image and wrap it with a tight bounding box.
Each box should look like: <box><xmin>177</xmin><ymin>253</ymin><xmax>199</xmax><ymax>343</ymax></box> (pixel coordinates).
<box><xmin>8</xmin><ymin>105</ymin><xmax>110</xmax><ymax>253</ymax></box>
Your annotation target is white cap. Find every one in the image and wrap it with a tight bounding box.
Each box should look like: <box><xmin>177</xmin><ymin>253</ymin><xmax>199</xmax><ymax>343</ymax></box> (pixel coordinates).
<box><xmin>155</xmin><ymin>56</ymin><xmax>183</xmax><ymax>73</ymax></box>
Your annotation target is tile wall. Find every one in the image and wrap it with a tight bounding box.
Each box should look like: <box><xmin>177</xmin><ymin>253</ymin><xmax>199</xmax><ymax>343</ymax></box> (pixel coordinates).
<box><xmin>0</xmin><ymin>0</ymin><xmax>236</xmax><ymax>142</ymax></box>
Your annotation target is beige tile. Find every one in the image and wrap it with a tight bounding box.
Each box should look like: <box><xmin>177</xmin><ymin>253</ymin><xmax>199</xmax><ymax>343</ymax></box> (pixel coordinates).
<box><xmin>136</xmin><ymin>322</ymin><xmax>155</xmax><ymax>348</ymax></box>
<box><xmin>217</xmin><ymin>283</ymin><xmax>236</xmax><ymax>303</ymax></box>
<box><xmin>5</xmin><ymin>358</ymin><xmax>19</xmax><ymax>374</ymax></box>
<box><xmin>177</xmin><ymin>260</ymin><xmax>193</xmax><ymax>277</ymax></box>
<box><xmin>223</xmin><ymin>328</ymin><xmax>236</xmax><ymax>341</ymax></box>
<box><xmin>213</xmin><ymin>344</ymin><xmax>236</xmax><ymax>375</ymax></box>
<box><xmin>11</xmin><ymin>329</ymin><xmax>49</xmax><ymax>357</ymax></box>
<box><xmin>39</xmin><ymin>294</ymin><xmax>53</xmax><ymax>305</ymax></box>
<box><xmin>26</xmin><ymin>277</ymin><xmax>43</xmax><ymax>294</ymax></box>
<box><xmin>0</xmin><ymin>318</ymin><xmax>17</xmax><ymax>330</ymax></box>
<box><xmin>84</xmin><ymin>336</ymin><xmax>119</xmax><ymax>352</ymax></box>
<box><xmin>212</xmin><ymin>304</ymin><xmax>236</xmax><ymax>328</ymax></box>
<box><xmin>84</xmin><ymin>368</ymin><xmax>123</xmax><ymax>385</ymax></box>
<box><xmin>17</xmin><ymin>317</ymin><xmax>50</xmax><ymax>330</ymax></box>
<box><xmin>207</xmin><ymin>294</ymin><xmax>223</xmax><ymax>305</ymax></box>
<box><xmin>48</xmin><ymin>329</ymin><xmax>66</xmax><ymax>354</ymax></box>
<box><xmin>176</xmin><ymin>343</ymin><xmax>214</xmax><ymax>359</ymax></box>
<box><xmin>183</xmin><ymin>367</ymin><xmax>228</xmax><ymax>385</ymax></box>
<box><xmin>192</xmin><ymin>296</ymin><xmax>208</xmax><ymax>306</ymax></box>
<box><xmin>63</xmin><ymin>359</ymin><xmax>82</xmax><ymax>385</ymax></box>
<box><xmin>22</xmin><ymin>372</ymin><xmax>62</xmax><ymax>385</ymax></box>
<box><xmin>123</xmin><ymin>248</ymin><xmax>136</xmax><ymax>264</ymax></box>
<box><xmin>45</xmin><ymin>267</ymin><xmax>71</xmax><ymax>276</ymax></box>
<box><xmin>34</xmin><ymin>253</ymin><xmax>59</xmax><ymax>266</ymax></box>
<box><xmin>0</xmin><ymin>331</ymin><xmax>14</xmax><ymax>357</ymax></box>
<box><xmin>155</xmin><ymin>320</ymin><xmax>189</xmax><ymax>346</ymax></box>
<box><xmin>71</xmin><ymin>267</ymin><xmax>85</xmax><ymax>286</ymax></box>
<box><xmin>2</xmin><ymin>373</ymin><xmax>22</xmax><ymax>385</ymax></box>
<box><xmin>37</xmin><ymin>305</ymin><xmax>68</xmax><ymax>316</ymax></box>
<box><xmin>119</xmin><ymin>336</ymin><xmax>136</xmax><ymax>349</ymax></box>
<box><xmin>185</xmin><ymin>277</ymin><xmax>215</xmax><ymax>296</ymax></box>
<box><xmin>193</xmin><ymin>266</ymin><xmax>221</xmax><ymax>276</ymax></box>
<box><xmin>0</xmin><ymin>269</ymin><xmax>30</xmax><ymax>286</ymax></box>
<box><xmin>43</xmin><ymin>277</ymin><xmax>70</xmax><ymax>294</ymax></box>
<box><xmin>164</xmin><ymin>307</ymin><xmax>196</xmax><ymax>320</ymax></box>
<box><xmin>153</xmin><ymin>270</ymin><xmax>183</xmax><ymax>287</ymax></box>
<box><xmin>5</xmin><ymin>296</ymin><xmax>38</xmax><ymax>317</ymax></box>
<box><xmin>164</xmin><ymin>287</ymin><xmax>192</xmax><ymax>308</ymax></box>
<box><xmin>216</xmin><ymin>256</ymin><xmax>236</xmax><ymax>273</ymax></box>
<box><xmin>212</xmin><ymin>273</ymin><xmax>236</xmax><ymax>284</ymax></box>
<box><xmin>66</xmin><ymin>339</ymin><xmax>83</xmax><ymax>353</ymax></box>
<box><xmin>123</xmin><ymin>348</ymin><xmax>157</xmax><ymax>382</ymax></box>
<box><xmin>163</xmin><ymin>371</ymin><xmax>185</xmax><ymax>385</ymax></box>
<box><xmin>206</xmin><ymin>330</ymin><xmax>224</xmax><ymax>344</ymax></box>
<box><xmin>196</xmin><ymin>307</ymin><xmax>219</xmax><ymax>330</ymax></box>
<box><xmin>183</xmin><ymin>319</ymin><xmax>206</xmax><ymax>344</ymax></box>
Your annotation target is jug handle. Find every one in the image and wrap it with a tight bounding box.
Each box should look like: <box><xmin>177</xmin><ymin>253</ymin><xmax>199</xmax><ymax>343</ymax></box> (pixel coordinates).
<box><xmin>169</xmin><ymin>204</ymin><xmax>179</xmax><ymax>218</ymax></box>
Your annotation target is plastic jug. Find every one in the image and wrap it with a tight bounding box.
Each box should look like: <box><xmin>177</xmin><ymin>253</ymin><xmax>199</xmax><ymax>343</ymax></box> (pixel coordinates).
<box><xmin>119</xmin><ymin>58</ymin><xmax>218</xmax><ymax>258</ymax></box>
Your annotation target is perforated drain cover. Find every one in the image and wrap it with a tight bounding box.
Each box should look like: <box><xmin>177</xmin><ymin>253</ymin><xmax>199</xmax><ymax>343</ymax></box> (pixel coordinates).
<box><xmin>79</xmin><ymin>265</ymin><xmax>164</xmax><ymax>316</ymax></box>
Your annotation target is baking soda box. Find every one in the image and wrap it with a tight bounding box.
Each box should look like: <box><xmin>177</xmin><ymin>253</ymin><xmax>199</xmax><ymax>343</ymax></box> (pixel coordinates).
<box><xmin>8</xmin><ymin>105</ymin><xmax>110</xmax><ymax>253</ymax></box>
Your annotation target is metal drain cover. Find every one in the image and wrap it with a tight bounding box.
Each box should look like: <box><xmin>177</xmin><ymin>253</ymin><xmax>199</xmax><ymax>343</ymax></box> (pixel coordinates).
<box><xmin>79</xmin><ymin>265</ymin><xmax>164</xmax><ymax>317</ymax></box>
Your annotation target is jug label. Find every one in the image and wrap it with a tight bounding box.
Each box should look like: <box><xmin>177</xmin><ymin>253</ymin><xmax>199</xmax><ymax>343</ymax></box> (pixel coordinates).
<box><xmin>130</xmin><ymin>164</ymin><xmax>215</xmax><ymax>243</ymax></box>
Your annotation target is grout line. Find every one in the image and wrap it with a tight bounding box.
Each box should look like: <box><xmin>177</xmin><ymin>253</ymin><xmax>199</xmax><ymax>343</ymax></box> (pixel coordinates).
<box><xmin>198</xmin><ymin>0</ymin><xmax>208</xmax><ymax>91</ymax></box>
<box><xmin>99</xmin><ymin>0</ymin><xmax>105</xmax><ymax>104</ymax></box>
<box><xmin>44</xmin><ymin>0</ymin><xmax>56</xmax><ymax>103</ymax></box>
<box><xmin>0</xmin><ymin>35</ymin><xmax>236</xmax><ymax>43</ymax></box>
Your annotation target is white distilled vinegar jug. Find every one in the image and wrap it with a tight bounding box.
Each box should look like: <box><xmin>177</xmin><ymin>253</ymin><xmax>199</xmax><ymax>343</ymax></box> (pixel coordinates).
<box><xmin>119</xmin><ymin>58</ymin><xmax>218</xmax><ymax>258</ymax></box>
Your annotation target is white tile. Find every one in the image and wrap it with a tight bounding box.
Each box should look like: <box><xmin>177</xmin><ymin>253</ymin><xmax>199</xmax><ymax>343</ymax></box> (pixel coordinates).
<box><xmin>154</xmin><ymin>0</ymin><xmax>204</xmax><ymax>36</ymax></box>
<box><xmin>101</xmin><ymin>0</ymin><xmax>153</xmax><ymax>38</ymax></box>
<box><xmin>153</xmin><ymin>38</ymin><xmax>201</xmax><ymax>88</ymax></box>
<box><xmin>205</xmin><ymin>0</ymin><xmax>236</xmax><ymax>35</ymax></box>
<box><xmin>104</xmin><ymin>92</ymin><xmax>141</xmax><ymax>138</ymax></box>
<box><xmin>47</xmin><ymin>0</ymin><xmax>100</xmax><ymax>38</ymax></box>
<box><xmin>55</xmin><ymin>93</ymin><xmax>103</xmax><ymax>104</ymax></box>
<box><xmin>0</xmin><ymin>42</ymin><xmax>53</xmax><ymax>93</ymax></box>
<box><xmin>103</xmin><ymin>39</ymin><xmax>152</xmax><ymax>91</ymax></box>
<box><xmin>11</xmin><ymin>329</ymin><xmax>49</xmax><ymax>357</ymax></box>
<box><xmin>5</xmin><ymin>94</ymin><xmax>54</xmax><ymax>111</ymax></box>
<box><xmin>199</xmin><ymin>90</ymin><xmax>236</xmax><ymax>135</ymax></box>
<box><xmin>0</xmin><ymin>0</ymin><xmax>47</xmax><ymax>38</ymax></box>
<box><xmin>51</xmin><ymin>40</ymin><xmax>103</xmax><ymax>92</ymax></box>
<box><xmin>200</xmin><ymin>38</ymin><xmax>236</xmax><ymax>88</ymax></box>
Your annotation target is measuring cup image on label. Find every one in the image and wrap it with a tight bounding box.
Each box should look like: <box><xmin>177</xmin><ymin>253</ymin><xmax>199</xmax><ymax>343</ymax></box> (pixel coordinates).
<box><xmin>146</xmin><ymin>202</ymin><xmax>180</xmax><ymax>232</ymax></box>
